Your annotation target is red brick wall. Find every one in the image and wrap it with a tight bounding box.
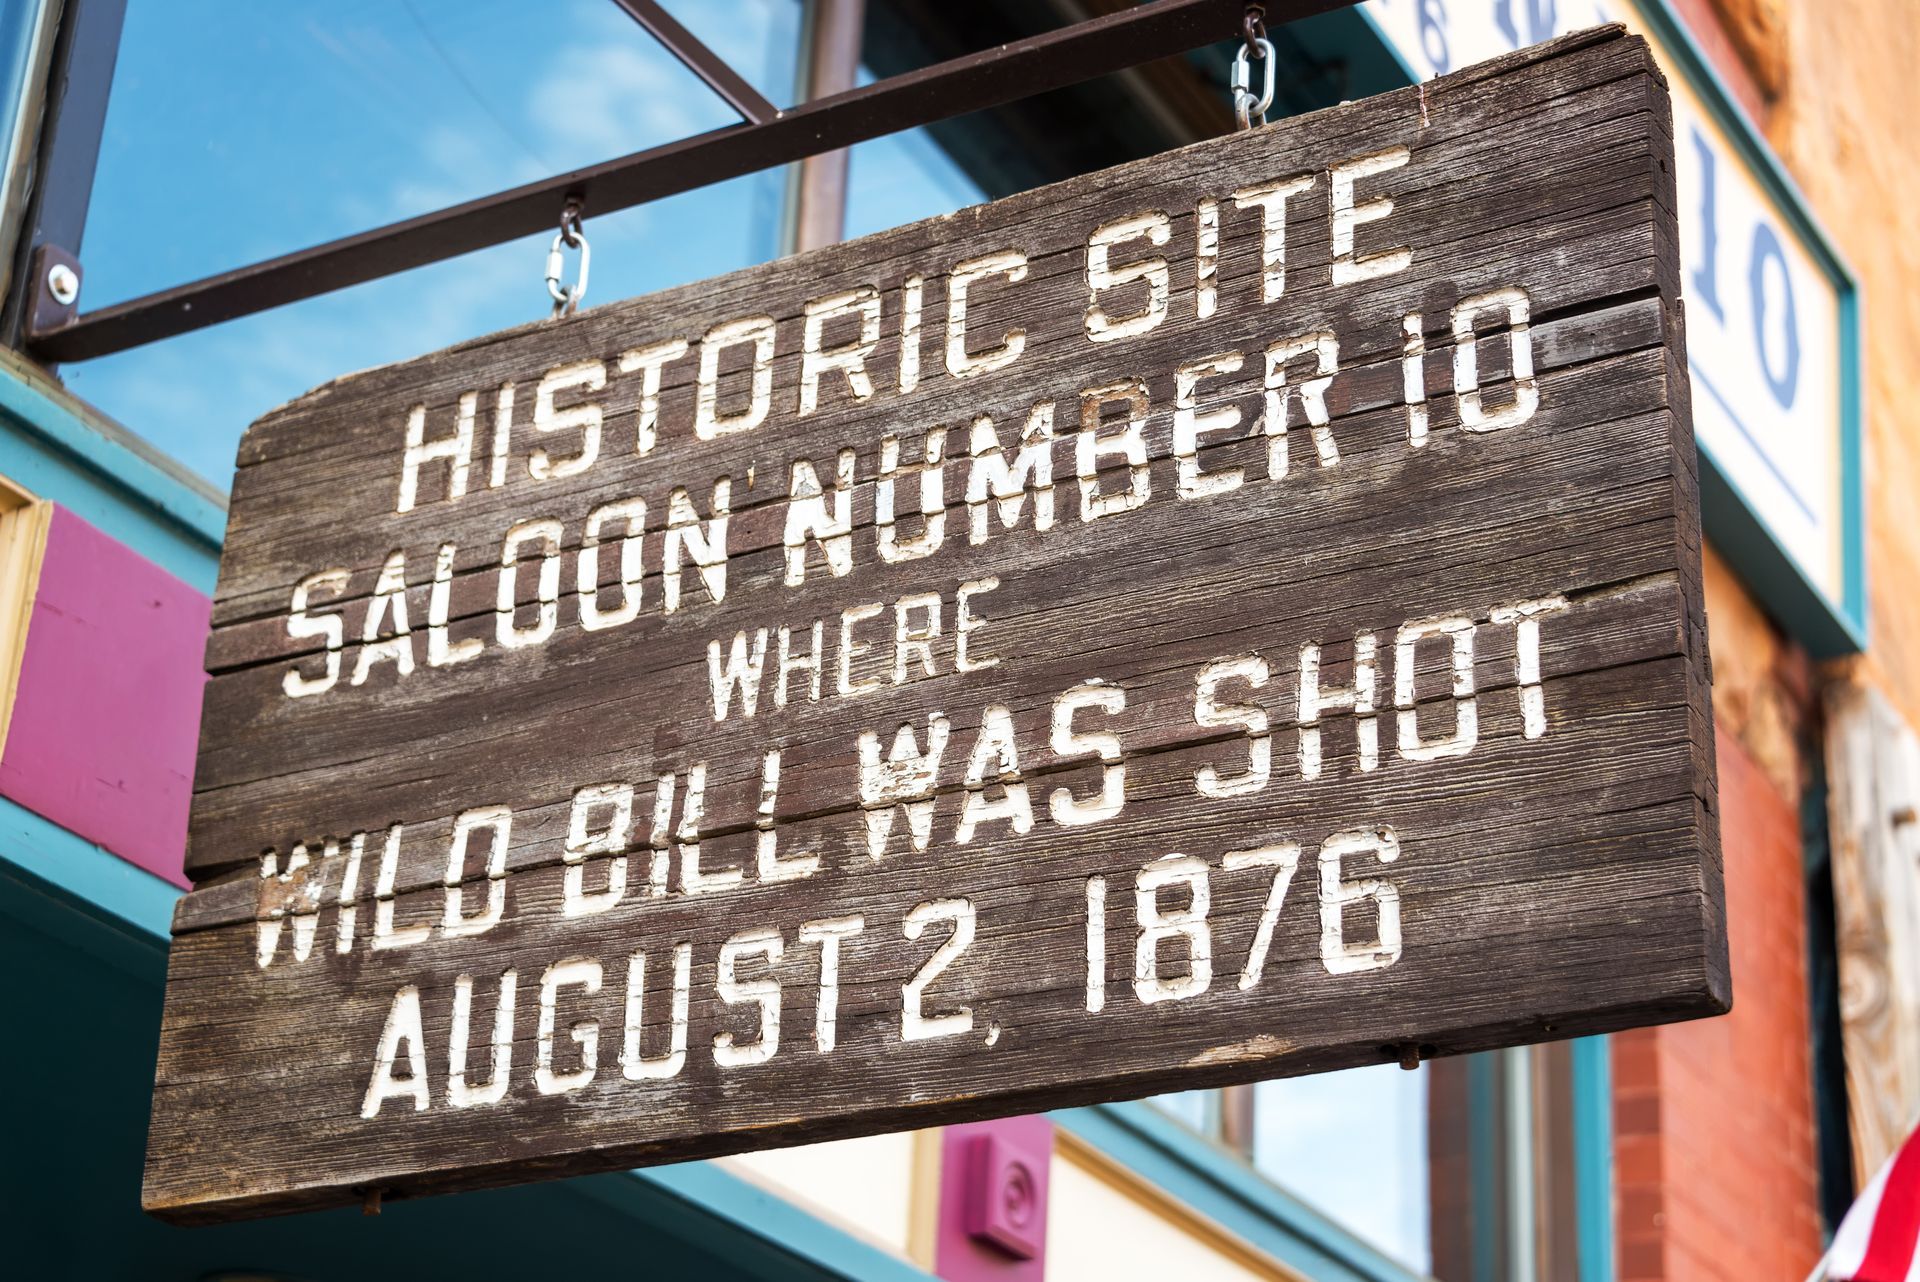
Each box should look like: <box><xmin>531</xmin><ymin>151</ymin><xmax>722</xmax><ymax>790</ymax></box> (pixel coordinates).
<box><xmin>1614</xmin><ymin>733</ymin><xmax>1823</xmax><ymax>1281</ymax></box>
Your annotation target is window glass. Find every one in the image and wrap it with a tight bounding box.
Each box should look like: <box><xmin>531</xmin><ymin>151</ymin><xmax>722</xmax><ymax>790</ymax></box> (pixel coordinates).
<box><xmin>1147</xmin><ymin>1090</ymin><xmax>1222</xmax><ymax>1141</ymax></box>
<box><xmin>83</xmin><ymin>0</ymin><xmax>799</xmax><ymax>308</ymax></box>
<box><xmin>843</xmin><ymin>81</ymin><xmax>986</xmax><ymax>239</ymax></box>
<box><xmin>65</xmin><ymin>1</ymin><xmax>1004</xmax><ymax>487</ymax></box>
<box><xmin>0</xmin><ymin>1</ymin><xmax>51</xmax><ymax>247</ymax></box>
<box><xmin>63</xmin><ymin>178</ymin><xmax>782</xmax><ymax>487</ymax></box>
<box><xmin>1254</xmin><ymin>1066</ymin><xmax>1432</xmax><ymax>1273</ymax></box>
<box><xmin>64</xmin><ymin>0</ymin><xmax>804</xmax><ymax>485</ymax></box>
<box><xmin>650</xmin><ymin>0</ymin><xmax>808</xmax><ymax>112</ymax></box>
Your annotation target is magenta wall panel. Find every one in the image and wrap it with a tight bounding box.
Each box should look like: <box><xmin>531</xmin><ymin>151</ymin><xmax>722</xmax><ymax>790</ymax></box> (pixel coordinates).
<box><xmin>935</xmin><ymin>1115</ymin><xmax>1052</xmax><ymax>1282</ymax></box>
<box><xmin>2</xmin><ymin>506</ymin><xmax>207</xmax><ymax>888</ymax></box>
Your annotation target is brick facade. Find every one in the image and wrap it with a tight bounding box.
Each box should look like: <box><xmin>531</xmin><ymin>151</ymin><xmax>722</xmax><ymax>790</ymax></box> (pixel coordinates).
<box><xmin>1614</xmin><ymin>732</ymin><xmax>1823</xmax><ymax>1282</ymax></box>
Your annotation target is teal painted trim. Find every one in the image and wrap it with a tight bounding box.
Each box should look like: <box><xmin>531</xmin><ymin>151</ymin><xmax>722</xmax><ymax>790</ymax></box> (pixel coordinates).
<box><xmin>1467</xmin><ymin>1054</ymin><xmax>1500</xmax><ymax>1282</ymax></box>
<box><xmin>0</xmin><ymin>363</ymin><xmax>224</xmax><ymax>591</ymax></box>
<box><xmin>0</xmin><ymin>794</ymin><xmax>176</xmax><ymax>939</ymax></box>
<box><xmin>1838</xmin><ymin>288</ymin><xmax>1868</xmax><ymax>642</ymax></box>
<box><xmin>1056</xmin><ymin>1100</ymin><xmax>1429</xmax><ymax>1282</ymax></box>
<box><xmin>1698</xmin><ymin>450</ymin><xmax>1864</xmax><ymax>657</ymax></box>
<box><xmin>1290</xmin><ymin>7</ymin><xmax>1418</xmax><ymax>99</ymax></box>
<box><xmin>606</xmin><ymin>1164</ymin><xmax>937</xmax><ymax>1282</ymax></box>
<box><xmin>1571</xmin><ymin>1037</ymin><xmax>1616</xmax><ymax>1282</ymax></box>
<box><xmin>0</xmin><ymin>795</ymin><xmax>175</xmax><ymax>986</ymax></box>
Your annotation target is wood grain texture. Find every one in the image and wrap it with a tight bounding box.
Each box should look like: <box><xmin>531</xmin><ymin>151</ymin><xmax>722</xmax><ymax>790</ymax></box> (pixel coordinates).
<box><xmin>146</xmin><ymin>26</ymin><xmax>1725</xmax><ymax>1225</ymax></box>
<box><xmin>1822</xmin><ymin>681</ymin><xmax>1920</xmax><ymax>1184</ymax></box>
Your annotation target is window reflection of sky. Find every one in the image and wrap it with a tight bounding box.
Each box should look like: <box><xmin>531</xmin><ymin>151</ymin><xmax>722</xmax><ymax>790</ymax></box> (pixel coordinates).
<box><xmin>66</xmin><ymin>0</ymin><xmax>802</xmax><ymax>485</ymax></box>
<box><xmin>843</xmin><ymin>67</ymin><xmax>986</xmax><ymax>241</ymax></box>
<box><xmin>83</xmin><ymin>0</ymin><xmax>798</xmax><ymax>304</ymax></box>
<box><xmin>1148</xmin><ymin>1064</ymin><xmax>1432</xmax><ymax>1273</ymax></box>
<box><xmin>61</xmin><ymin>3</ymin><xmax>1014</xmax><ymax>488</ymax></box>
<box><xmin>1256</xmin><ymin>1065</ymin><xmax>1432</xmax><ymax>1273</ymax></box>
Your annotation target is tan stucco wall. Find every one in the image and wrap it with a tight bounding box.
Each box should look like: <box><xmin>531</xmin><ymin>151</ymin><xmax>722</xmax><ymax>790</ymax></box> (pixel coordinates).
<box><xmin>1750</xmin><ymin>2</ymin><xmax>1920</xmax><ymax>729</ymax></box>
<box><xmin>722</xmin><ymin>1132</ymin><xmax>926</xmax><ymax>1259</ymax></box>
<box><xmin>1047</xmin><ymin>1135</ymin><xmax>1308</xmax><ymax>1282</ymax></box>
<box><xmin>1702</xmin><ymin>542</ymin><xmax>1811</xmax><ymax>799</ymax></box>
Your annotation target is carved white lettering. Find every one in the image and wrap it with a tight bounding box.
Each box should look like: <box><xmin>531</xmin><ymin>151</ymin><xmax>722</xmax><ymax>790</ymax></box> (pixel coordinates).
<box><xmin>1049</xmin><ymin>682</ymin><xmax>1126</xmax><ymax>826</ymax></box>
<box><xmin>1085</xmin><ymin>212</ymin><xmax>1172</xmax><ymax>343</ymax></box>
<box><xmin>800</xmin><ymin>287</ymin><xmax>882</xmax><ymax>415</ymax></box>
<box><xmin>497</xmin><ymin>518</ymin><xmax>564</xmax><ymax>649</ymax></box>
<box><xmin>564</xmin><ymin>783</ymin><xmax>632</xmax><ymax>918</ymax></box>
<box><xmin>535</xmin><ymin>957</ymin><xmax>603</xmax><ymax>1094</ymax></box>
<box><xmin>695</xmin><ymin>315</ymin><xmax>777</xmax><ymax>439</ymax></box>
<box><xmin>967</xmin><ymin>401</ymin><xmax>1056</xmax><ymax>544</ymax></box>
<box><xmin>1078</xmin><ymin>379</ymin><xmax>1150</xmax><ymax>521</ymax></box>
<box><xmin>902</xmin><ymin>899</ymin><xmax>975</xmax><ymax>1041</ymax></box>
<box><xmin>947</xmin><ymin>251</ymin><xmax>1028</xmax><ymax>377</ymax></box>
<box><xmin>1232</xmin><ymin>174</ymin><xmax>1315</xmax><ymax>302</ymax></box>
<box><xmin>284</xmin><ymin>569</ymin><xmax>350</xmax><ymax>697</ymax></box>
<box><xmin>1330</xmin><ymin>147</ymin><xmax>1412</xmax><ymax>285</ymax></box>
<box><xmin>1174</xmin><ymin>352</ymin><xmax>1247</xmax><ymax>499</ymax></box>
<box><xmin>362</xmin><ymin>984</ymin><xmax>430</xmax><ymax>1117</ymax></box>
<box><xmin>1264</xmin><ymin>331</ymin><xmax>1341</xmax><ymax>476</ymax></box>
<box><xmin>1453</xmin><ymin>286</ymin><xmax>1538</xmax><ymax>432</ymax></box>
<box><xmin>1195</xmin><ymin>655</ymin><xmax>1272</xmax><ymax>797</ymax></box>
<box><xmin>1298</xmin><ymin>633</ymin><xmax>1379</xmax><ymax>780</ymax></box>
<box><xmin>442</xmin><ymin>806</ymin><xmax>511</xmax><ymax>938</ymax></box>
<box><xmin>528</xmin><ymin>359</ymin><xmax>605</xmax><ymax>481</ymax></box>
<box><xmin>616</xmin><ymin>338</ymin><xmax>687</xmax><ymax>456</ymax></box>
<box><xmin>714</xmin><ymin>927</ymin><xmax>783</xmax><ymax>1067</ymax></box>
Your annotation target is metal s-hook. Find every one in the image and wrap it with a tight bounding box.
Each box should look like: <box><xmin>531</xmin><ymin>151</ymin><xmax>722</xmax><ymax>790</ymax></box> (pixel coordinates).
<box><xmin>545</xmin><ymin>198</ymin><xmax>591</xmax><ymax>317</ymax></box>
<box><xmin>1231</xmin><ymin>4</ymin><xmax>1276</xmax><ymax>130</ymax></box>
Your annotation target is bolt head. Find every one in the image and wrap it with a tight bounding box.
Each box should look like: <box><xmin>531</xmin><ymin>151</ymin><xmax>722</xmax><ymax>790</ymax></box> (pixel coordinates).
<box><xmin>46</xmin><ymin>262</ymin><xmax>80</xmax><ymax>307</ymax></box>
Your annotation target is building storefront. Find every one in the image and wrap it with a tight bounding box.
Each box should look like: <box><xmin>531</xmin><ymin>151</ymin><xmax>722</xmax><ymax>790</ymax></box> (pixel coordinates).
<box><xmin>0</xmin><ymin>2</ymin><xmax>1908</xmax><ymax>1279</ymax></box>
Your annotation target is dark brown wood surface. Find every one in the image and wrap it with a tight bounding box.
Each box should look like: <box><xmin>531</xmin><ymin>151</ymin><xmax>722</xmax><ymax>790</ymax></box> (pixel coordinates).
<box><xmin>147</xmin><ymin>26</ymin><xmax>1725</xmax><ymax>1225</ymax></box>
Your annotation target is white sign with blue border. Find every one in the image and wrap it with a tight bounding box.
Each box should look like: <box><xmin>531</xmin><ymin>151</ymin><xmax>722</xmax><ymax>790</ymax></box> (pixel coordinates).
<box><xmin>1361</xmin><ymin>0</ymin><xmax>1866</xmax><ymax>654</ymax></box>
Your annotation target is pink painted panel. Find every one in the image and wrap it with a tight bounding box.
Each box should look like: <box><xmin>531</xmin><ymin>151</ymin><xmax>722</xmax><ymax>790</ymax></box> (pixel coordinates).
<box><xmin>935</xmin><ymin>1115</ymin><xmax>1052</xmax><ymax>1282</ymax></box>
<box><xmin>1</xmin><ymin>506</ymin><xmax>208</xmax><ymax>888</ymax></box>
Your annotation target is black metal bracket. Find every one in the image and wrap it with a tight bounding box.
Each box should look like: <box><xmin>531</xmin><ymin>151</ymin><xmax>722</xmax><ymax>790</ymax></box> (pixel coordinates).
<box><xmin>23</xmin><ymin>0</ymin><xmax>1358</xmax><ymax>364</ymax></box>
<box><xmin>24</xmin><ymin>244</ymin><xmax>82</xmax><ymax>339</ymax></box>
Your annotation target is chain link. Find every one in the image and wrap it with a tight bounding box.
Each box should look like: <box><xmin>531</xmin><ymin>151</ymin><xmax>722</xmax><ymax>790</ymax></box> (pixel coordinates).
<box><xmin>545</xmin><ymin>198</ymin><xmax>590</xmax><ymax>317</ymax></box>
<box><xmin>1231</xmin><ymin>37</ymin><xmax>1276</xmax><ymax>129</ymax></box>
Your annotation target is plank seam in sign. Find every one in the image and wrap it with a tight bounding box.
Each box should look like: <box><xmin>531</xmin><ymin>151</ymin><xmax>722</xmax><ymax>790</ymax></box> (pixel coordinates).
<box><xmin>146</xmin><ymin>25</ymin><xmax>1726</xmax><ymax>1224</ymax></box>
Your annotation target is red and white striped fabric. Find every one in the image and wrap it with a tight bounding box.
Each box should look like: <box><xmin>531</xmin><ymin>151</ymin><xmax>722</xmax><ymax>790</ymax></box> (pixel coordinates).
<box><xmin>1819</xmin><ymin>1124</ymin><xmax>1920</xmax><ymax>1282</ymax></box>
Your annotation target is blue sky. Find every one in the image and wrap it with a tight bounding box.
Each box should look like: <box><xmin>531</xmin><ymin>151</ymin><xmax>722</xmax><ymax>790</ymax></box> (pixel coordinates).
<box><xmin>64</xmin><ymin>0</ymin><xmax>979</xmax><ymax>486</ymax></box>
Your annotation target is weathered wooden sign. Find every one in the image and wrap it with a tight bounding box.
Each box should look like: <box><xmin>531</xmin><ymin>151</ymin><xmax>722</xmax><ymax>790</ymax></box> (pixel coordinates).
<box><xmin>147</xmin><ymin>25</ymin><xmax>1725</xmax><ymax>1224</ymax></box>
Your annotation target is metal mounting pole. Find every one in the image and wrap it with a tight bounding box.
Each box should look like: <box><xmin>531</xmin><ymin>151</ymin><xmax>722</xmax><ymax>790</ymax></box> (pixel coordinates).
<box><xmin>790</xmin><ymin>0</ymin><xmax>868</xmax><ymax>254</ymax></box>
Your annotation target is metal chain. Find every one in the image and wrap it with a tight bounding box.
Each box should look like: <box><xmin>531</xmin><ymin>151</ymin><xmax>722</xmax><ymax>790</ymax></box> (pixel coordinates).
<box><xmin>1242</xmin><ymin>4</ymin><xmax>1267</xmax><ymax>49</ymax></box>
<box><xmin>1231</xmin><ymin>4</ymin><xmax>1276</xmax><ymax>130</ymax></box>
<box><xmin>545</xmin><ymin>198</ymin><xmax>590</xmax><ymax>317</ymax></box>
